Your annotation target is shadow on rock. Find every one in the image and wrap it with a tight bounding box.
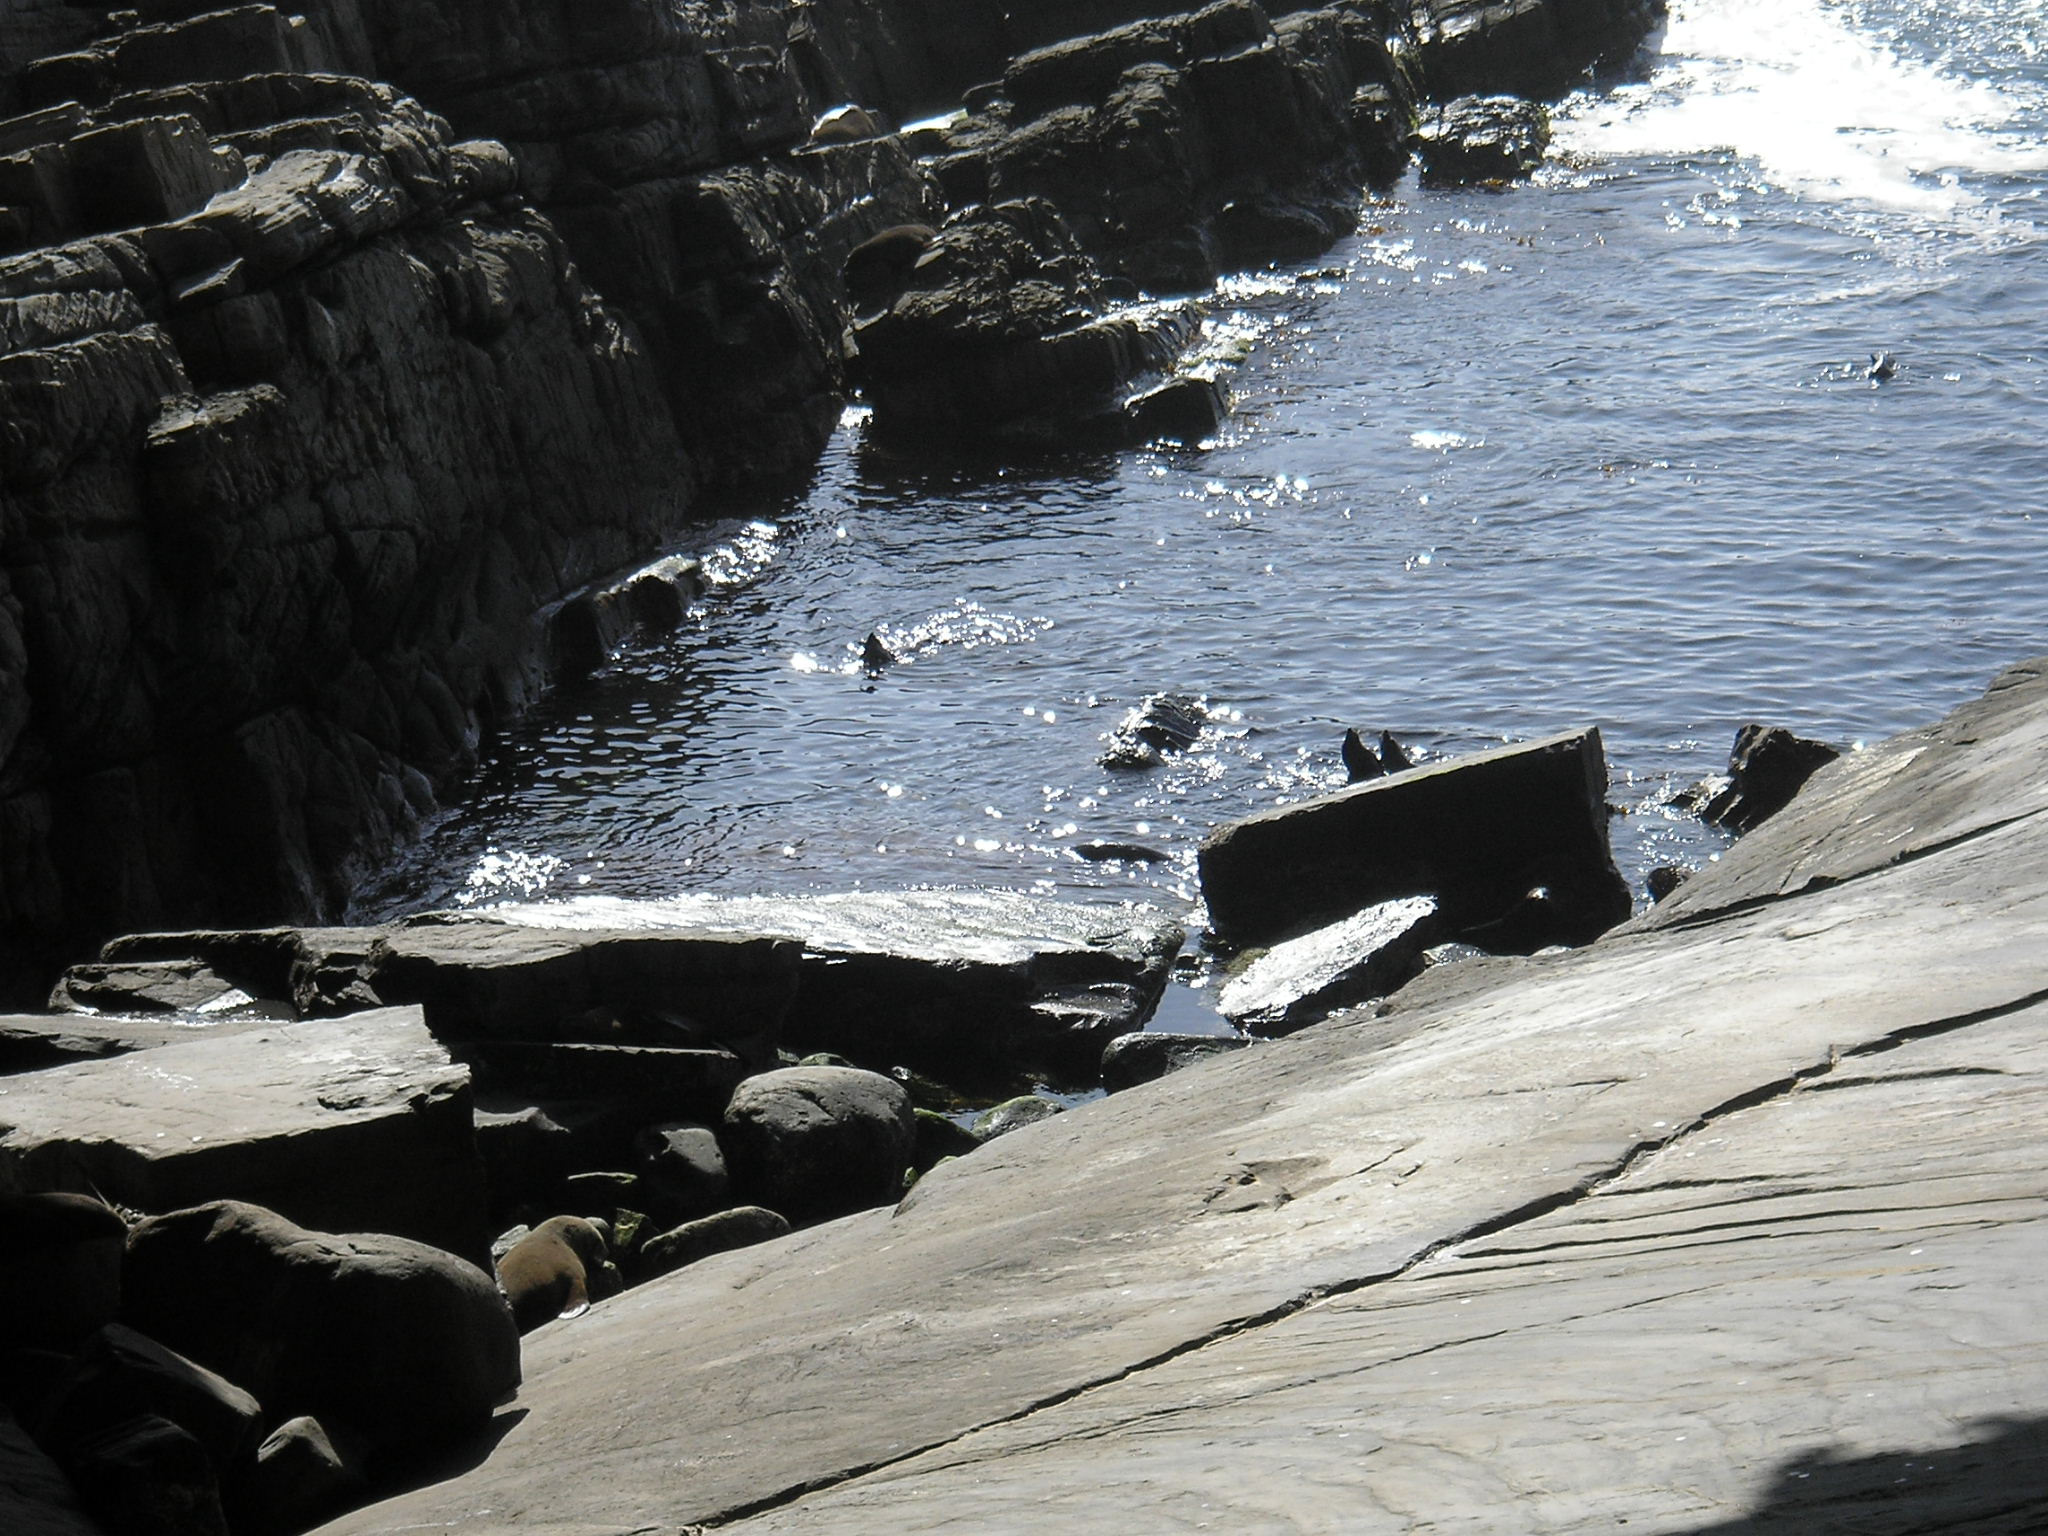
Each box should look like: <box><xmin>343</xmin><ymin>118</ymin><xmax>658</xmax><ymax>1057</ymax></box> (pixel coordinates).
<box><xmin>1663</xmin><ymin>1415</ymin><xmax>2048</xmax><ymax>1533</ymax></box>
<box><xmin>362</xmin><ymin>1406</ymin><xmax>530</xmax><ymax>1509</ymax></box>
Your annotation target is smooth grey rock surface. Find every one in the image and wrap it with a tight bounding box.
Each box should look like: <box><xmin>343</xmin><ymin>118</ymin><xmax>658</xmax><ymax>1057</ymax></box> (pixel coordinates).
<box><xmin>318</xmin><ymin>659</ymin><xmax>2048</xmax><ymax>1534</ymax></box>
<box><xmin>0</xmin><ymin>1007</ymin><xmax>487</xmax><ymax>1257</ymax></box>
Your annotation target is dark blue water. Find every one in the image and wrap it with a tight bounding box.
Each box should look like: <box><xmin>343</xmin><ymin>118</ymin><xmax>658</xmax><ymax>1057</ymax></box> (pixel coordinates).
<box><xmin>357</xmin><ymin>0</ymin><xmax>2048</xmax><ymax>998</ymax></box>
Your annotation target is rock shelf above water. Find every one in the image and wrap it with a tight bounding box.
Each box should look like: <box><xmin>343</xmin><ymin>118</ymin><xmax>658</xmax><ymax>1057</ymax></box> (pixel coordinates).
<box><xmin>312</xmin><ymin>657</ymin><xmax>2048</xmax><ymax>1534</ymax></box>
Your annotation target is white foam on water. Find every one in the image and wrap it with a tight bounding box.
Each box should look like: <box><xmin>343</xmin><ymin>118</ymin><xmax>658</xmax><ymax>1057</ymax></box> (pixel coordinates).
<box><xmin>1557</xmin><ymin>0</ymin><xmax>2048</xmax><ymax>217</ymax></box>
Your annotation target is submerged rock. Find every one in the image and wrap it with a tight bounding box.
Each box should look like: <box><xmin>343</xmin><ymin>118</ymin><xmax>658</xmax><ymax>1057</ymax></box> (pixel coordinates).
<box><xmin>1199</xmin><ymin>726</ymin><xmax>1632</xmax><ymax>952</ymax></box>
<box><xmin>1700</xmin><ymin>723</ymin><xmax>1843</xmax><ymax>834</ymax></box>
<box><xmin>1099</xmin><ymin>692</ymin><xmax>1208</xmax><ymax>769</ymax></box>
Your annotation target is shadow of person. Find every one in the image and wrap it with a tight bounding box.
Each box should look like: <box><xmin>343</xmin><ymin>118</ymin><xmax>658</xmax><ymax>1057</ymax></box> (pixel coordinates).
<box><xmin>1661</xmin><ymin>1414</ymin><xmax>2048</xmax><ymax>1533</ymax></box>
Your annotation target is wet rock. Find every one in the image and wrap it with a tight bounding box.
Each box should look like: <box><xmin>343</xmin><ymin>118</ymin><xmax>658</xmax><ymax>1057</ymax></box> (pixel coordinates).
<box><xmin>970</xmin><ymin>1095</ymin><xmax>1068</xmax><ymax>1142</ymax></box>
<box><xmin>229</xmin><ymin>1414</ymin><xmax>366</xmax><ymax>1536</ymax></box>
<box><xmin>495</xmin><ymin>1215</ymin><xmax>621</xmax><ymax>1334</ymax></box>
<box><xmin>1417</xmin><ymin>94</ymin><xmax>1551</xmax><ymax>186</ymax></box>
<box><xmin>639</xmin><ymin>1206</ymin><xmax>790</xmax><ymax>1280</ymax></box>
<box><xmin>121</xmin><ymin>1200</ymin><xmax>519</xmax><ymax>1458</ymax></box>
<box><xmin>474</xmin><ymin>891</ymin><xmax>1184</xmax><ymax>1090</ymax></box>
<box><xmin>1412</xmin><ymin>0</ymin><xmax>1664</xmax><ymax>101</ymax></box>
<box><xmin>1199</xmin><ymin>726</ymin><xmax>1632</xmax><ymax>951</ymax></box>
<box><xmin>1645</xmin><ymin>864</ymin><xmax>1690</xmax><ymax>902</ymax></box>
<box><xmin>0</xmin><ymin>1007</ymin><xmax>488</xmax><ymax>1262</ymax></box>
<box><xmin>0</xmin><ymin>1192</ymin><xmax>127</xmax><ymax>1351</ymax></box>
<box><xmin>1700</xmin><ymin>724</ymin><xmax>1843</xmax><ymax>834</ymax></box>
<box><xmin>846</xmin><ymin>197</ymin><xmax>1211</xmax><ymax>449</ymax></box>
<box><xmin>547</xmin><ymin>557</ymin><xmax>706</xmax><ymax>684</ymax></box>
<box><xmin>722</xmin><ymin>1066</ymin><xmax>915</xmax><ymax>1225</ymax></box>
<box><xmin>1099</xmin><ymin>1030</ymin><xmax>1252</xmax><ymax>1091</ymax></box>
<box><xmin>1099</xmin><ymin>692</ymin><xmax>1207</xmax><ymax>769</ymax></box>
<box><xmin>1218</xmin><ymin>895</ymin><xmax>1441</xmax><ymax>1034</ymax></box>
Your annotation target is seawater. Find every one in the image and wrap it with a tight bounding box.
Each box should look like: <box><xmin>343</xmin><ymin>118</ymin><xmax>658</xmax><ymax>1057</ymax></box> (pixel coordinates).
<box><xmin>357</xmin><ymin>0</ymin><xmax>2048</xmax><ymax>1000</ymax></box>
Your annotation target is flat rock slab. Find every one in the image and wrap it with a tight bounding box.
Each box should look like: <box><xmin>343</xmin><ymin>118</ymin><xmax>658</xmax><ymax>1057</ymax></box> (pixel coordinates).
<box><xmin>1217</xmin><ymin>894</ymin><xmax>1438</xmax><ymax>1033</ymax></box>
<box><xmin>479</xmin><ymin>891</ymin><xmax>1186</xmax><ymax>1086</ymax></box>
<box><xmin>319</xmin><ymin>662</ymin><xmax>2048</xmax><ymax>1534</ymax></box>
<box><xmin>0</xmin><ymin>1007</ymin><xmax>487</xmax><ymax>1259</ymax></box>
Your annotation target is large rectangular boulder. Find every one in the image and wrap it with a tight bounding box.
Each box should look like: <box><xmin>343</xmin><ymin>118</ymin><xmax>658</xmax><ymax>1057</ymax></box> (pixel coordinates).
<box><xmin>1198</xmin><ymin>725</ymin><xmax>1631</xmax><ymax>949</ymax></box>
<box><xmin>0</xmin><ymin>1006</ymin><xmax>487</xmax><ymax>1260</ymax></box>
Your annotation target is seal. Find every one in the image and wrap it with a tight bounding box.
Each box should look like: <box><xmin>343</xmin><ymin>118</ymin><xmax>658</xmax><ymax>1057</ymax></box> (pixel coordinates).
<box><xmin>495</xmin><ymin>1215</ymin><xmax>621</xmax><ymax>1334</ymax></box>
<box><xmin>843</xmin><ymin>224</ymin><xmax>937</xmax><ymax>316</ymax></box>
<box><xmin>1341</xmin><ymin>728</ymin><xmax>1382</xmax><ymax>782</ymax></box>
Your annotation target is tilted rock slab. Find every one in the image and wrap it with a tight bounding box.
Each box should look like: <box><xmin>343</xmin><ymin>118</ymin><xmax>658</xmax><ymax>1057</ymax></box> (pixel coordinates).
<box><xmin>1200</xmin><ymin>724</ymin><xmax>1632</xmax><ymax>950</ymax></box>
<box><xmin>317</xmin><ymin>658</ymin><xmax>2048</xmax><ymax>1533</ymax></box>
<box><xmin>0</xmin><ymin>1006</ymin><xmax>488</xmax><ymax>1259</ymax></box>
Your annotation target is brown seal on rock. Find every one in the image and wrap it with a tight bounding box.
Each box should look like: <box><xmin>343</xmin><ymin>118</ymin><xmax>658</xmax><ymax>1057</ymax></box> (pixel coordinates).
<box><xmin>495</xmin><ymin>1216</ymin><xmax>622</xmax><ymax>1334</ymax></box>
<box><xmin>843</xmin><ymin>224</ymin><xmax>937</xmax><ymax>315</ymax></box>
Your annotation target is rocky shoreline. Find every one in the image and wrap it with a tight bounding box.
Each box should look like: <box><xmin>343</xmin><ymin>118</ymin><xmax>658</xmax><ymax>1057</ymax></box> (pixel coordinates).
<box><xmin>4</xmin><ymin>654</ymin><xmax>2040</xmax><ymax>1530</ymax></box>
<box><xmin>0</xmin><ymin>0</ymin><xmax>1665</xmax><ymax>1002</ymax></box>
<box><xmin>7</xmin><ymin>640</ymin><xmax>2024</xmax><ymax>1531</ymax></box>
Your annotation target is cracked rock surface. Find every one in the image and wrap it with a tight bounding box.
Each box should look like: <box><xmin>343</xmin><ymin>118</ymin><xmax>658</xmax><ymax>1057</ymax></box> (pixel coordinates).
<box><xmin>318</xmin><ymin>664</ymin><xmax>2048</xmax><ymax>1532</ymax></box>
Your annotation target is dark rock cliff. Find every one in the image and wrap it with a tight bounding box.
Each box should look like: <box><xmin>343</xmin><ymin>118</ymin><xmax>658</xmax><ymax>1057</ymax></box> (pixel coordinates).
<box><xmin>0</xmin><ymin>0</ymin><xmax>1662</xmax><ymax>1000</ymax></box>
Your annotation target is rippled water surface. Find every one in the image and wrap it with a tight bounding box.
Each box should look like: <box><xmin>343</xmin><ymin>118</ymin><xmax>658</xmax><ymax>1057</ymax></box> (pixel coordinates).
<box><xmin>358</xmin><ymin>0</ymin><xmax>2048</xmax><ymax>967</ymax></box>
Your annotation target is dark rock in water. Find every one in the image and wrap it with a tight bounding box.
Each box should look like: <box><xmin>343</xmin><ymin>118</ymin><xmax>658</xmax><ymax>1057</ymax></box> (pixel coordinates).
<box><xmin>1199</xmin><ymin>726</ymin><xmax>1632</xmax><ymax>952</ymax></box>
<box><xmin>845</xmin><ymin>197</ymin><xmax>1212</xmax><ymax>449</ymax></box>
<box><xmin>1342</xmin><ymin>728</ymin><xmax>1383</xmax><ymax>782</ymax></box>
<box><xmin>230</xmin><ymin>1415</ymin><xmax>366</xmax><ymax>1536</ymax></box>
<box><xmin>0</xmin><ymin>1192</ymin><xmax>127</xmax><ymax>1352</ymax></box>
<box><xmin>1100</xmin><ymin>692</ymin><xmax>1206</xmax><ymax>769</ymax></box>
<box><xmin>722</xmin><ymin>1066</ymin><xmax>915</xmax><ymax>1225</ymax></box>
<box><xmin>1417</xmin><ymin>94</ymin><xmax>1551</xmax><ymax>186</ymax></box>
<box><xmin>1412</xmin><ymin>0</ymin><xmax>1666</xmax><ymax>101</ymax></box>
<box><xmin>1700</xmin><ymin>724</ymin><xmax>1843</xmax><ymax>834</ymax></box>
<box><xmin>971</xmin><ymin>1095</ymin><xmax>1067</xmax><ymax>1142</ymax></box>
<box><xmin>548</xmin><ymin>559</ymin><xmax>706</xmax><ymax>684</ymax></box>
<box><xmin>1866</xmin><ymin>350</ymin><xmax>1900</xmax><ymax>381</ymax></box>
<box><xmin>36</xmin><ymin>1323</ymin><xmax>264</xmax><ymax>1478</ymax></box>
<box><xmin>122</xmin><ymin>1200</ymin><xmax>520</xmax><ymax>1459</ymax></box>
<box><xmin>1218</xmin><ymin>895</ymin><xmax>1441</xmax><ymax>1034</ymax></box>
<box><xmin>1124</xmin><ymin>372</ymin><xmax>1229</xmax><ymax>446</ymax></box>
<box><xmin>1100</xmin><ymin>1030</ymin><xmax>1252</xmax><ymax>1092</ymax></box>
<box><xmin>1645</xmin><ymin>864</ymin><xmax>1691</xmax><ymax>902</ymax></box>
<box><xmin>62</xmin><ymin>1412</ymin><xmax>228</xmax><ymax>1536</ymax></box>
<box><xmin>861</xmin><ymin>631</ymin><xmax>898</xmax><ymax>671</ymax></box>
<box><xmin>1071</xmin><ymin>841</ymin><xmax>1172</xmax><ymax>864</ymax></box>
<box><xmin>639</xmin><ymin>1206</ymin><xmax>790</xmax><ymax>1280</ymax></box>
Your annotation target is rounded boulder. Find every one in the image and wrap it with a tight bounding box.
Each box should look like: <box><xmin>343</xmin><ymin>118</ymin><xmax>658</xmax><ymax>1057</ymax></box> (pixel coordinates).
<box><xmin>721</xmin><ymin>1067</ymin><xmax>915</xmax><ymax>1224</ymax></box>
